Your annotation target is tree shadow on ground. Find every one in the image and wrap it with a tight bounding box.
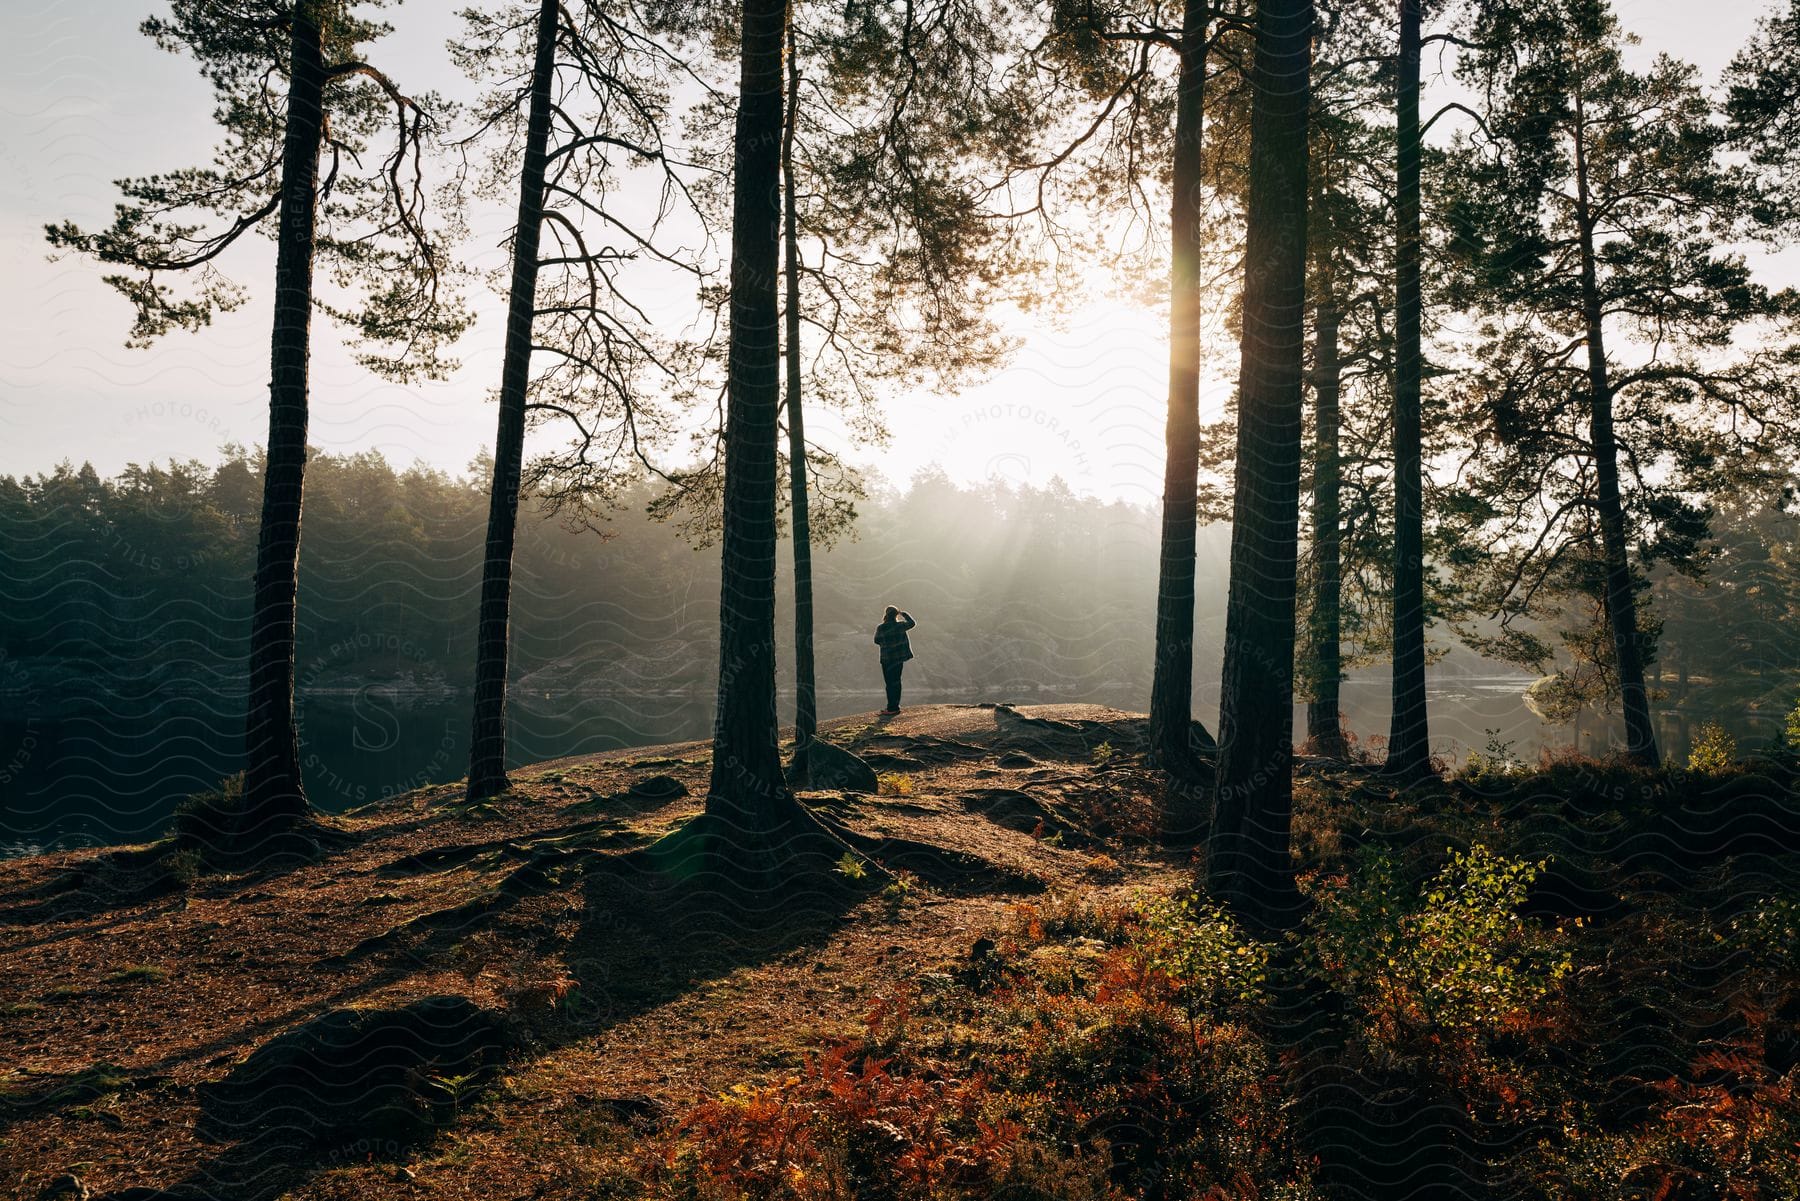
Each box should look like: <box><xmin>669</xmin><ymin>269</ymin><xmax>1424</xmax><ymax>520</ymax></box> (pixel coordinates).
<box><xmin>0</xmin><ymin>820</ymin><xmax>357</xmax><ymax>929</ymax></box>
<box><xmin>93</xmin><ymin>824</ymin><xmax>870</xmax><ymax>1201</ymax></box>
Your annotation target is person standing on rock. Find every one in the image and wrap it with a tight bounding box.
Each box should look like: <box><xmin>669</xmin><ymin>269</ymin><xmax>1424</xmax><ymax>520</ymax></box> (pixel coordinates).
<box><xmin>874</xmin><ymin>606</ymin><xmax>917</xmax><ymax>715</ymax></box>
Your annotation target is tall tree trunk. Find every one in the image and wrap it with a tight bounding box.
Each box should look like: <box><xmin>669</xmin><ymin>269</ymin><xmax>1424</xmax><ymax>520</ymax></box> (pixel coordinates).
<box><xmin>1676</xmin><ymin>658</ymin><xmax>1689</xmax><ymax>754</ymax></box>
<box><xmin>1149</xmin><ymin>0</ymin><xmax>1212</xmax><ymax>788</ymax></box>
<box><xmin>783</xmin><ymin>21</ymin><xmax>818</xmax><ymax>762</ymax></box>
<box><xmin>241</xmin><ymin>2</ymin><xmax>327</xmax><ymax>834</ymax></box>
<box><xmin>1572</xmin><ymin>93</ymin><xmax>1659</xmax><ymax>768</ymax></box>
<box><xmin>1209</xmin><ymin>0</ymin><xmax>1312</xmax><ymax>929</ymax></box>
<box><xmin>1385</xmin><ymin>0</ymin><xmax>1432</xmax><ymax>779</ymax></box>
<box><xmin>706</xmin><ymin>0</ymin><xmax>794</xmax><ymax>833</ymax></box>
<box><xmin>467</xmin><ymin>0</ymin><xmax>558</xmax><ymax>802</ymax></box>
<box><xmin>1306</xmin><ymin>262</ymin><xmax>1348</xmax><ymax>759</ymax></box>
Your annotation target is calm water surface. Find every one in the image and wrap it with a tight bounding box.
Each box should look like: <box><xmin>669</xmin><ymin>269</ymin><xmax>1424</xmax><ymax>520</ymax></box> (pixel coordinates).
<box><xmin>0</xmin><ymin>673</ymin><xmax>1553</xmax><ymax>854</ymax></box>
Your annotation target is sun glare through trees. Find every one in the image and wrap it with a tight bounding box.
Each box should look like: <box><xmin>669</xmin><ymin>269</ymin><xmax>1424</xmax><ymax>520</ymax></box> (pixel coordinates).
<box><xmin>4</xmin><ymin>0</ymin><xmax>1800</xmax><ymax>1197</ymax></box>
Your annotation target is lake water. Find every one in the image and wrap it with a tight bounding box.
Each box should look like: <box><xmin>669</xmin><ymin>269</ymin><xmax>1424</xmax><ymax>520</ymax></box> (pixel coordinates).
<box><xmin>0</xmin><ymin>673</ymin><xmax>1557</xmax><ymax>855</ymax></box>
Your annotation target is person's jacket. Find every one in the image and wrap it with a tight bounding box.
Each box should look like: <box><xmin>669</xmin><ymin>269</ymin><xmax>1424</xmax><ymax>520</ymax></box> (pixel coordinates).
<box><xmin>874</xmin><ymin>614</ymin><xmax>916</xmax><ymax>665</ymax></box>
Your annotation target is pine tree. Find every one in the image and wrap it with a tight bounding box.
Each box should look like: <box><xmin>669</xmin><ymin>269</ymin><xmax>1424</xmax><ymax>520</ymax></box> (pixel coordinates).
<box><xmin>454</xmin><ymin>1</ymin><xmax>694</xmax><ymax>800</ymax></box>
<box><xmin>1445</xmin><ymin>0</ymin><xmax>1797</xmax><ymax>765</ymax></box>
<box><xmin>48</xmin><ymin>1</ymin><xmax>467</xmax><ymax>844</ymax></box>
<box><xmin>1001</xmin><ymin>0</ymin><xmax>1248</xmax><ymax>797</ymax></box>
<box><xmin>1385</xmin><ymin>0</ymin><xmax>1432</xmax><ymax>778</ymax></box>
<box><xmin>1726</xmin><ymin>0</ymin><xmax>1800</xmax><ymax>223</ymax></box>
<box><xmin>1209</xmin><ymin>0</ymin><xmax>1314</xmax><ymax>927</ymax></box>
<box><xmin>1149</xmin><ymin>0</ymin><xmax>1218</xmax><ymax>789</ymax></box>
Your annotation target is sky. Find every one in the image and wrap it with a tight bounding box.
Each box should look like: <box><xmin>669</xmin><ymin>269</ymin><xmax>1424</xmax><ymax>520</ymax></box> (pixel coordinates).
<box><xmin>0</xmin><ymin>0</ymin><xmax>1779</xmax><ymax>507</ymax></box>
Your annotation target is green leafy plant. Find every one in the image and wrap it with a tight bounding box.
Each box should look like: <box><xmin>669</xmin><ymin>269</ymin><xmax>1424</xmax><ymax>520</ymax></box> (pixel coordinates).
<box><xmin>836</xmin><ymin>853</ymin><xmax>868</xmax><ymax>882</ymax></box>
<box><xmin>1727</xmin><ymin>890</ymin><xmax>1800</xmax><ymax>980</ymax></box>
<box><xmin>425</xmin><ymin>1070</ymin><xmax>483</xmax><ymax>1118</ymax></box>
<box><xmin>876</xmin><ymin>772</ymin><xmax>914</xmax><ymax>796</ymax></box>
<box><xmin>164</xmin><ymin>847</ymin><xmax>203</xmax><ymax>887</ymax></box>
<box><xmin>879</xmin><ymin>871</ymin><xmax>917</xmax><ymax>913</ymax></box>
<box><xmin>171</xmin><ymin>772</ymin><xmax>245</xmax><ymax>847</ymax></box>
<box><xmin>1784</xmin><ymin>698</ymin><xmax>1800</xmax><ymax>749</ymax></box>
<box><xmin>1462</xmin><ymin>728</ymin><xmax>1528</xmax><ymax>783</ymax></box>
<box><xmin>1687</xmin><ymin>720</ymin><xmax>1737</xmax><ymax>773</ymax></box>
<box><xmin>1304</xmin><ymin>845</ymin><xmax>1572</xmax><ymax>1056</ymax></box>
<box><xmin>1133</xmin><ymin>893</ymin><xmax>1270</xmax><ymax>1031</ymax></box>
<box><xmin>1090</xmin><ymin>740</ymin><xmax>1114</xmax><ymax>766</ymax></box>
<box><xmin>104</xmin><ymin>964</ymin><xmax>168</xmax><ymax>986</ymax></box>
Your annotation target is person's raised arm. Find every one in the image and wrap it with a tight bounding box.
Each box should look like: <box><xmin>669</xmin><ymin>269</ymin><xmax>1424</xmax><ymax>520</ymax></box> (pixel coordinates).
<box><xmin>900</xmin><ymin>612</ymin><xmax>916</xmax><ymax>630</ymax></box>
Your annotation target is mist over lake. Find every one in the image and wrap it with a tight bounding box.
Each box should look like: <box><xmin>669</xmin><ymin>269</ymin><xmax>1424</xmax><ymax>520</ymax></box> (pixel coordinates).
<box><xmin>1</xmin><ymin>672</ymin><xmax>1550</xmax><ymax>851</ymax></box>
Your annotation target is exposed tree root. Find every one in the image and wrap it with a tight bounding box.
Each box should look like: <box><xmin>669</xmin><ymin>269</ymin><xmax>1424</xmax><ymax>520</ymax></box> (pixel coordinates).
<box><xmin>2</xmin><ymin>815</ymin><xmax>353</xmax><ymax>926</ymax></box>
<box><xmin>822</xmin><ymin>819</ymin><xmax>1046</xmax><ymax>895</ymax></box>
<box><xmin>375</xmin><ymin>819</ymin><xmax>643</xmax><ymax>877</ymax></box>
<box><xmin>859</xmin><ymin>751</ymin><xmax>927</xmax><ymax>771</ymax></box>
<box><xmin>334</xmin><ymin>776</ymin><xmax>1062</xmax><ymax>972</ymax></box>
<box><xmin>958</xmin><ymin>787</ymin><xmax>1091</xmax><ymax>848</ymax></box>
<box><xmin>328</xmin><ymin>837</ymin><xmax>621</xmax><ymax>966</ymax></box>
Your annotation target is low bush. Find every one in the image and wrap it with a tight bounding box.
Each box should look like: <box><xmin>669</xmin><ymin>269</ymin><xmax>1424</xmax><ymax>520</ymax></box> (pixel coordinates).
<box><xmin>171</xmin><ymin>773</ymin><xmax>245</xmax><ymax>849</ymax></box>
<box><xmin>1462</xmin><ymin>729</ymin><xmax>1531</xmax><ymax>786</ymax></box>
<box><xmin>1540</xmin><ymin>1053</ymin><xmax>1800</xmax><ymax>1199</ymax></box>
<box><xmin>651</xmin><ymin>892</ymin><xmax>1311</xmax><ymax>1201</ymax></box>
<box><xmin>1687</xmin><ymin>720</ymin><xmax>1737</xmax><ymax>774</ymax></box>
<box><xmin>1302</xmin><ymin>844</ymin><xmax>1573</xmax><ymax>1064</ymax></box>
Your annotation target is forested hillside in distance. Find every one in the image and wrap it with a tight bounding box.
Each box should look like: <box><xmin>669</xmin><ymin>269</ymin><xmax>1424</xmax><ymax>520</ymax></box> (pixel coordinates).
<box><xmin>0</xmin><ymin>451</ymin><xmax>1166</xmax><ymax>706</ymax></box>
<box><xmin>4</xmin><ymin>450</ymin><xmax>1794</xmax><ymax>758</ymax></box>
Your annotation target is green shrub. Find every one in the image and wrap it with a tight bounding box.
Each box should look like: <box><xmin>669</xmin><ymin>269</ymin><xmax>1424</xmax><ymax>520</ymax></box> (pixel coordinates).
<box><xmin>1687</xmin><ymin>720</ymin><xmax>1737</xmax><ymax>773</ymax></box>
<box><xmin>879</xmin><ymin>871</ymin><xmax>917</xmax><ymax>913</ymax></box>
<box><xmin>165</xmin><ymin>846</ymin><xmax>204</xmax><ymax>887</ymax></box>
<box><xmin>1727</xmin><ymin>890</ymin><xmax>1800</xmax><ymax>981</ymax></box>
<box><xmin>1785</xmin><ymin>697</ymin><xmax>1800</xmax><ymax>749</ymax></box>
<box><xmin>984</xmin><ymin>899</ymin><xmax>1305</xmax><ymax>1196</ymax></box>
<box><xmin>1303</xmin><ymin>845</ymin><xmax>1572</xmax><ymax>1056</ymax></box>
<box><xmin>1461</xmin><ymin>728</ymin><xmax>1528</xmax><ymax>784</ymax></box>
<box><xmin>1133</xmin><ymin>892</ymin><xmax>1270</xmax><ymax>1028</ymax></box>
<box><xmin>172</xmin><ymin>772</ymin><xmax>245</xmax><ymax>847</ymax></box>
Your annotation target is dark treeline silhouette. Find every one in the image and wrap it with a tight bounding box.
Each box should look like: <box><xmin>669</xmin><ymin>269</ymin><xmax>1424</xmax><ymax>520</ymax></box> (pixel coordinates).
<box><xmin>0</xmin><ymin>453</ymin><xmax>1170</xmax><ymax>710</ymax></box>
<box><xmin>0</xmin><ymin>453</ymin><xmax>1181</xmax><ymax>844</ymax></box>
<box><xmin>6</xmin><ymin>449</ymin><xmax>1794</xmax><ymax>847</ymax></box>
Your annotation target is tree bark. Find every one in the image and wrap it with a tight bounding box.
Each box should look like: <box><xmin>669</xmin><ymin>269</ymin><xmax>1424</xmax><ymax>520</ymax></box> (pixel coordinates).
<box><xmin>706</xmin><ymin>0</ymin><xmax>795</xmax><ymax>831</ymax></box>
<box><xmin>1149</xmin><ymin>0</ymin><xmax>1212</xmax><ymax>786</ymax></box>
<box><xmin>241</xmin><ymin>1</ymin><xmax>327</xmax><ymax>833</ymax></box>
<box><xmin>783</xmin><ymin>21</ymin><xmax>818</xmax><ymax>762</ymax></box>
<box><xmin>467</xmin><ymin>0</ymin><xmax>559</xmax><ymax>802</ymax></box>
<box><xmin>1306</xmin><ymin>263</ymin><xmax>1348</xmax><ymax>759</ymax></box>
<box><xmin>1385</xmin><ymin>0</ymin><xmax>1432</xmax><ymax>779</ymax></box>
<box><xmin>1209</xmin><ymin>0</ymin><xmax>1312</xmax><ymax>929</ymax></box>
<box><xmin>1572</xmin><ymin>91</ymin><xmax>1660</xmax><ymax>768</ymax></box>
